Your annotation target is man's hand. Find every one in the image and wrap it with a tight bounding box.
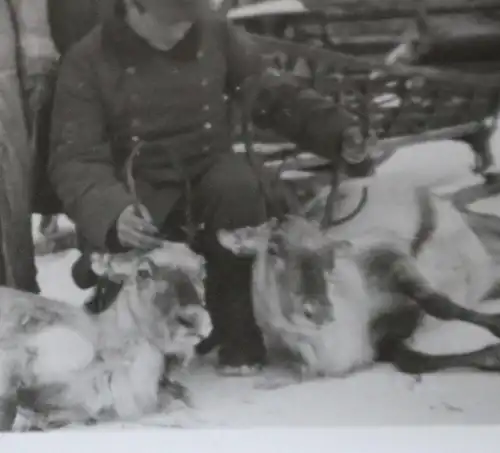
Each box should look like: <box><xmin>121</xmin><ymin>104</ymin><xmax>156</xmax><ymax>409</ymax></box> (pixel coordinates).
<box><xmin>116</xmin><ymin>204</ymin><xmax>164</xmax><ymax>250</ymax></box>
<box><xmin>341</xmin><ymin>124</ymin><xmax>376</xmax><ymax>178</ymax></box>
<box><xmin>341</xmin><ymin>125</ymin><xmax>367</xmax><ymax>164</ymax></box>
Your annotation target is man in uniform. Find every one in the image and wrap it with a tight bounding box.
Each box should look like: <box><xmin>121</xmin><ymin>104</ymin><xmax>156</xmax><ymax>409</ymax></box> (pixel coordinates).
<box><xmin>49</xmin><ymin>0</ymin><xmax>373</xmax><ymax>375</ymax></box>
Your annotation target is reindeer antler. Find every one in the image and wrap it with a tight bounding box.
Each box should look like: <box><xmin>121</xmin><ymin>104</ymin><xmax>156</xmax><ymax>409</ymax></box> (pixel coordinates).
<box><xmin>125</xmin><ymin>139</ymin><xmax>145</xmax><ymax>219</ymax></box>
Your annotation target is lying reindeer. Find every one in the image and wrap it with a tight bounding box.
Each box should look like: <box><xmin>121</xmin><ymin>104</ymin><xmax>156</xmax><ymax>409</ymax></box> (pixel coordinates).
<box><xmin>0</xmin><ymin>241</ymin><xmax>207</xmax><ymax>431</ymax></box>
<box><xmin>217</xmin><ymin>172</ymin><xmax>500</xmax><ymax>378</ymax></box>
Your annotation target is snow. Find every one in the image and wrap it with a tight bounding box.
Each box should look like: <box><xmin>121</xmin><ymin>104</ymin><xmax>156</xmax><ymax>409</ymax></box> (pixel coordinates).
<box><xmin>228</xmin><ymin>0</ymin><xmax>307</xmax><ymax>20</ymax></box>
<box><xmin>32</xmin><ymin>120</ymin><xmax>500</xmax><ymax>429</ymax></box>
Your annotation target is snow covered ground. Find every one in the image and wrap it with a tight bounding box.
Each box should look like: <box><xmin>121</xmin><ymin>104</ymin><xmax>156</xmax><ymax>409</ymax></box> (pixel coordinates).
<box><xmin>33</xmin><ymin>121</ymin><xmax>500</xmax><ymax>429</ymax></box>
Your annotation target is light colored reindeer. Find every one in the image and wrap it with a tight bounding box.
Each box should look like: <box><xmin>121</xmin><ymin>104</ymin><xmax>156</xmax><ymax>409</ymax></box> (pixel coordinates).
<box><xmin>0</xmin><ymin>241</ymin><xmax>208</xmax><ymax>431</ymax></box>
<box><xmin>217</xmin><ymin>173</ymin><xmax>500</xmax><ymax>378</ymax></box>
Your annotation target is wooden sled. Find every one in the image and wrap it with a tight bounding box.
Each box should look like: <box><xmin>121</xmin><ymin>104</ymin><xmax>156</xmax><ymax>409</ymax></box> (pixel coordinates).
<box><xmin>229</xmin><ymin>0</ymin><xmax>500</xmax><ymax>189</ymax></box>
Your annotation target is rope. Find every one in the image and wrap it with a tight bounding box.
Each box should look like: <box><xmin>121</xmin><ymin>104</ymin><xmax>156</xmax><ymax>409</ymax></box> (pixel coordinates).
<box><xmin>327</xmin><ymin>186</ymin><xmax>369</xmax><ymax>228</ymax></box>
<box><xmin>124</xmin><ymin>139</ymin><xmax>144</xmax><ymax>218</ymax></box>
<box><xmin>124</xmin><ymin>137</ymin><xmax>197</xmax><ymax>247</ymax></box>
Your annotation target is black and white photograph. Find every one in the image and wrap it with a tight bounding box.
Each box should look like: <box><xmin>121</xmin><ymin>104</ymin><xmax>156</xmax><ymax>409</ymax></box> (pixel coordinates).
<box><xmin>1</xmin><ymin>0</ymin><xmax>500</xmax><ymax>446</ymax></box>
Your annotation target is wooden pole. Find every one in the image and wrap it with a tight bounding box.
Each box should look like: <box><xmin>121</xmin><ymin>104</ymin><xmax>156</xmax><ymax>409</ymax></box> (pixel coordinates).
<box><xmin>0</xmin><ymin>0</ymin><xmax>39</xmax><ymax>293</ymax></box>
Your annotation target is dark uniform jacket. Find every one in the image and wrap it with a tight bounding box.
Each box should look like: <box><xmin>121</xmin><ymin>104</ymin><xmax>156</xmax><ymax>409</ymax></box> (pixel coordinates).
<box><xmin>49</xmin><ymin>10</ymin><xmax>353</xmax><ymax>252</ymax></box>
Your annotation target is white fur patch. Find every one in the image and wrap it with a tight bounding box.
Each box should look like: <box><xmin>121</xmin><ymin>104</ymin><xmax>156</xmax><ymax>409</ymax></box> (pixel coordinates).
<box><xmin>313</xmin><ymin>266</ymin><xmax>375</xmax><ymax>377</ymax></box>
<box><xmin>24</xmin><ymin>327</ymin><xmax>96</xmax><ymax>383</ymax></box>
<box><xmin>410</xmin><ymin>321</ymin><xmax>499</xmax><ymax>355</ymax></box>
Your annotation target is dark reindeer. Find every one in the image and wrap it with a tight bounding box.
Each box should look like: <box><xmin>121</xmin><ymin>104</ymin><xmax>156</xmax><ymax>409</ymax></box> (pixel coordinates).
<box><xmin>219</xmin><ymin>101</ymin><xmax>500</xmax><ymax>377</ymax></box>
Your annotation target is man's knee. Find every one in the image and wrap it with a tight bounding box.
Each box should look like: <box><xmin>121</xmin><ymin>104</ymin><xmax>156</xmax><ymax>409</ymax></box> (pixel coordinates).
<box><xmin>196</xmin><ymin>154</ymin><xmax>267</xmax><ymax>229</ymax></box>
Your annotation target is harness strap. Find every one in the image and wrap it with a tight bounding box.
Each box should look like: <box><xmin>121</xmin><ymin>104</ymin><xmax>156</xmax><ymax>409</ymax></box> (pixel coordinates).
<box><xmin>327</xmin><ymin>186</ymin><xmax>369</xmax><ymax>227</ymax></box>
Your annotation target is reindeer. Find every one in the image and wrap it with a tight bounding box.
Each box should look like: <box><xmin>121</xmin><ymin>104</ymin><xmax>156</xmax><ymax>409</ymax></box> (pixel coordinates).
<box><xmin>0</xmin><ymin>139</ymin><xmax>210</xmax><ymax>431</ymax></box>
<box><xmin>217</xmin><ymin>160</ymin><xmax>500</xmax><ymax>379</ymax></box>
<box><xmin>0</xmin><ymin>241</ymin><xmax>208</xmax><ymax>432</ymax></box>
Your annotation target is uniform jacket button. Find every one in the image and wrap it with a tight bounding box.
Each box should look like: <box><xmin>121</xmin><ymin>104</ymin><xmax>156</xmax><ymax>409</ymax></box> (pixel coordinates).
<box><xmin>126</xmin><ymin>66</ymin><xmax>136</xmax><ymax>75</ymax></box>
<box><xmin>204</xmin><ymin>122</ymin><xmax>212</xmax><ymax>130</ymax></box>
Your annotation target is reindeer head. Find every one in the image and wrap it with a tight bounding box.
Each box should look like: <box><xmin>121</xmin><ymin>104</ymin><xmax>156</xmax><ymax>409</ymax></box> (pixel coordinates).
<box><xmin>218</xmin><ymin>215</ymin><xmax>340</xmax><ymax>326</ymax></box>
<box><xmin>90</xmin><ymin>242</ymin><xmax>209</xmax><ymax>347</ymax></box>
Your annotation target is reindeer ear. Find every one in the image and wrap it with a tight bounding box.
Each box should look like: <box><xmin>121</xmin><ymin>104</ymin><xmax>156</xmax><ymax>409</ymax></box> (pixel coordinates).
<box><xmin>217</xmin><ymin>223</ymin><xmax>272</xmax><ymax>255</ymax></box>
<box><xmin>150</xmin><ymin>242</ymin><xmax>203</xmax><ymax>277</ymax></box>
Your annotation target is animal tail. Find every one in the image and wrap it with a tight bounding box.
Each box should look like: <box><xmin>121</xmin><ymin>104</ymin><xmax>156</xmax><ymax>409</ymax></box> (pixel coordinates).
<box><xmin>410</xmin><ymin>187</ymin><xmax>437</xmax><ymax>258</ymax></box>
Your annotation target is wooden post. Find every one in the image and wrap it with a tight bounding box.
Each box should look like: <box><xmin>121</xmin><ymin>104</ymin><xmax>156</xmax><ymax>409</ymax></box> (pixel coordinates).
<box><xmin>0</xmin><ymin>0</ymin><xmax>40</xmax><ymax>292</ymax></box>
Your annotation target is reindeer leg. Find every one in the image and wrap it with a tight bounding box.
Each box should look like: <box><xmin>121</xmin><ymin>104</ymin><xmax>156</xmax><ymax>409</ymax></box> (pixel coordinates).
<box><xmin>389</xmin><ymin>341</ymin><xmax>500</xmax><ymax>375</ymax></box>
<box><xmin>159</xmin><ymin>377</ymin><xmax>193</xmax><ymax>408</ymax></box>
<box><xmin>0</xmin><ymin>355</ymin><xmax>18</xmax><ymax>431</ymax></box>
<box><xmin>391</xmin><ymin>258</ymin><xmax>500</xmax><ymax>339</ymax></box>
<box><xmin>405</xmin><ymin>289</ymin><xmax>500</xmax><ymax>340</ymax></box>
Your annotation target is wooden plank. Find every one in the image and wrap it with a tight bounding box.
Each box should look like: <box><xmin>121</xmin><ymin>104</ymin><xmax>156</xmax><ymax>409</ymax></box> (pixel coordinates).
<box><xmin>250</xmin><ymin>33</ymin><xmax>500</xmax><ymax>88</ymax></box>
<box><xmin>230</xmin><ymin>0</ymin><xmax>500</xmax><ymax>21</ymax></box>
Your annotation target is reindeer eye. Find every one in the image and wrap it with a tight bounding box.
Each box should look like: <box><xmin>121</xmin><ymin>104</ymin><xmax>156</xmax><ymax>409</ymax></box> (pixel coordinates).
<box><xmin>304</xmin><ymin>303</ymin><xmax>314</xmax><ymax>319</ymax></box>
<box><xmin>137</xmin><ymin>268</ymin><xmax>152</xmax><ymax>280</ymax></box>
<box><xmin>176</xmin><ymin>314</ymin><xmax>195</xmax><ymax>329</ymax></box>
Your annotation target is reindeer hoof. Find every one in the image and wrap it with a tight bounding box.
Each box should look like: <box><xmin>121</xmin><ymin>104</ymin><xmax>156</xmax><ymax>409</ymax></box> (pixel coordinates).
<box><xmin>485</xmin><ymin>314</ymin><xmax>500</xmax><ymax>340</ymax></box>
<box><xmin>160</xmin><ymin>379</ymin><xmax>193</xmax><ymax>407</ymax></box>
<box><xmin>484</xmin><ymin>172</ymin><xmax>500</xmax><ymax>187</ymax></box>
<box><xmin>469</xmin><ymin>344</ymin><xmax>500</xmax><ymax>371</ymax></box>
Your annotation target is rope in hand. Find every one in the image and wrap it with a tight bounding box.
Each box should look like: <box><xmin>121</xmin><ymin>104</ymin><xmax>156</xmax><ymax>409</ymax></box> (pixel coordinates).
<box><xmin>125</xmin><ymin>137</ymin><xmax>197</xmax><ymax>248</ymax></box>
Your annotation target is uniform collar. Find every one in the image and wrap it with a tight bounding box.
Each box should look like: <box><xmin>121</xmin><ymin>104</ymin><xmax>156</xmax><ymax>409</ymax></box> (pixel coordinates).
<box><xmin>101</xmin><ymin>12</ymin><xmax>202</xmax><ymax>68</ymax></box>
